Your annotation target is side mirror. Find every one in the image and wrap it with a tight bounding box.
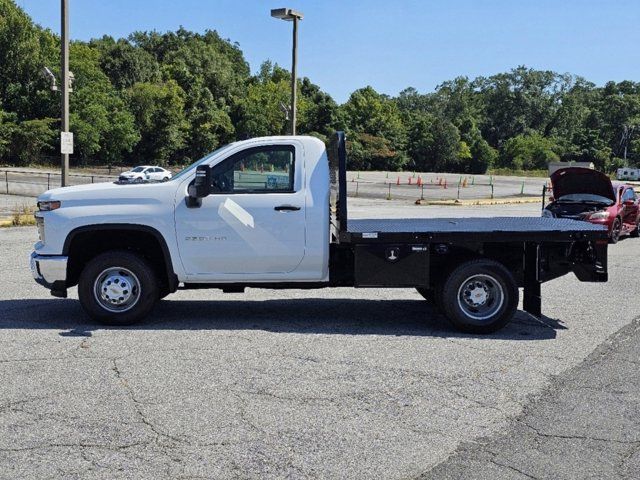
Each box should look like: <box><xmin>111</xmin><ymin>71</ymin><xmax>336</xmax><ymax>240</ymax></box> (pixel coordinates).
<box><xmin>186</xmin><ymin>165</ymin><xmax>211</xmax><ymax>208</ymax></box>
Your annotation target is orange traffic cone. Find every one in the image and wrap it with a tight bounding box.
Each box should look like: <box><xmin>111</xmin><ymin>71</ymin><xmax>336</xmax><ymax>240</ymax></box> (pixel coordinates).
<box><xmin>417</xmin><ymin>176</ymin><xmax>422</xmax><ymax>186</ymax></box>
<box><xmin>396</xmin><ymin>177</ymin><xmax>400</xmax><ymax>185</ymax></box>
<box><xmin>443</xmin><ymin>178</ymin><xmax>447</xmax><ymax>189</ymax></box>
<box><xmin>408</xmin><ymin>177</ymin><xmax>412</xmax><ymax>185</ymax></box>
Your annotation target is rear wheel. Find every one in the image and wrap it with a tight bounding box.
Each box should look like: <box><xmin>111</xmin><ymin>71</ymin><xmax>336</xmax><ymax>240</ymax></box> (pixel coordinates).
<box><xmin>78</xmin><ymin>250</ymin><xmax>159</xmax><ymax>325</ymax></box>
<box><xmin>610</xmin><ymin>217</ymin><xmax>622</xmax><ymax>243</ymax></box>
<box><xmin>441</xmin><ymin>259</ymin><xmax>518</xmax><ymax>334</ymax></box>
<box><xmin>631</xmin><ymin>217</ymin><xmax>640</xmax><ymax>238</ymax></box>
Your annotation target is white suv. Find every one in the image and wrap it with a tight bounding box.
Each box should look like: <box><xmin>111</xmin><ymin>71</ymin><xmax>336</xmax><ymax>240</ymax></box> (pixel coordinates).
<box><xmin>118</xmin><ymin>166</ymin><xmax>172</xmax><ymax>183</ymax></box>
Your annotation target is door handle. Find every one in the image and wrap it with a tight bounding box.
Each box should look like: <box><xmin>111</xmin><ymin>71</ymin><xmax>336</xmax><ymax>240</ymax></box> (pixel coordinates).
<box><xmin>274</xmin><ymin>205</ymin><xmax>301</xmax><ymax>211</ymax></box>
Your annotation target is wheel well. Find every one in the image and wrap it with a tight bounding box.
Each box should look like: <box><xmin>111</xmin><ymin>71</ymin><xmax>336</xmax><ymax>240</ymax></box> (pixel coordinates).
<box><xmin>429</xmin><ymin>243</ymin><xmax>525</xmax><ymax>288</ymax></box>
<box><xmin>64</xmin><ymin>226</ymin><xmax>177</xmax><ymax>293</ymax></box>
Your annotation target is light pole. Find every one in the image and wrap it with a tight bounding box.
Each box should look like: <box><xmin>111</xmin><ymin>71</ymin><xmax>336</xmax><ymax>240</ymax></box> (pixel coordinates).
<box><xmin>270</xmin><ymin>7</ymin><xmax>303</xmax><ymax>136</ymax></box>
<box><xmin>61</xmin><ymin>0</ymin><xmax>71</xmax><ymax>186</ymax></box>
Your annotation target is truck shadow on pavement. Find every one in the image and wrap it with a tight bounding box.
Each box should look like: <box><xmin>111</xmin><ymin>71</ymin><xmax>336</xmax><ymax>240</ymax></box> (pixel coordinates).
<box><xmin>0</xmin><ymin>297</ymin><xmax>564</xmax><ymax>341</ymax></box>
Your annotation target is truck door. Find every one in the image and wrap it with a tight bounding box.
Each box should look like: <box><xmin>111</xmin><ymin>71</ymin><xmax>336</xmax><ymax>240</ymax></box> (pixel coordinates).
<box><xmin>621</xmin><ymin>187</ymin><xmax>638</xmax><ymax>229</ymax></box>
<box><xmin>175</xmin><ymin>143</ymin><xmax>306</xmax><ymax>278</ymax></box>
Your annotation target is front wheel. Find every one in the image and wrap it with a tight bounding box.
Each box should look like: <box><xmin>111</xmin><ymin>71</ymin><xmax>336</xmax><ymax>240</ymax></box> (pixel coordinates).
<box><xmin>441</xmin><ymin>259</ymin><xmax>518</xmax><ymax>334</ymax></box>
<box><xmin>78</xmin><ymin>250</ymin><xmax>159</xmax><ymax>325</ymax></box>
<box><xmin>610</xmin><ymin>217</ymin><xmax>622</xmax><ymax>244</ymax></box>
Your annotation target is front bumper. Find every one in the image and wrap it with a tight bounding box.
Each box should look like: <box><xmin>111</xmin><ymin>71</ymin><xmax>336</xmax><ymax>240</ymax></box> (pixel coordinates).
<box><xmin>30</xmin><ymin>252</ymin><xmax>68</xmax><ymax>293</ymax></box>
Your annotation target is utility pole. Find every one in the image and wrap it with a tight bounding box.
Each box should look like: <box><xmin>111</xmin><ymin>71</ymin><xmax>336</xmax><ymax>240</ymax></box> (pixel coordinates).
<box><xmin>271</xmin><ymin>8</ymin><xmax>303</xmax><ymax>136</ymax></box>
<box><xmin>61</xmin><ymin>0</ymin><xmax>70</xmax><ymax>186</ymax></box>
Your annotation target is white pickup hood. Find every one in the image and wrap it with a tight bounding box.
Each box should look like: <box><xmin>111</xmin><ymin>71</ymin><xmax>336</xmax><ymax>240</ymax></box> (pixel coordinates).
<box><xmin>38</xmin><ymin>181</ymin><xmax>175</xmax><ymax>205</ymax></box>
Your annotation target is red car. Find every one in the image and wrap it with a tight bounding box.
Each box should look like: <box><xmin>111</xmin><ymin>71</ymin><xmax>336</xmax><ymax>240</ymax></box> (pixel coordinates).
<box><xmin>542</xmin><ymin>167</ymin><xmax>640</xmax><ymax>243</ymax></box>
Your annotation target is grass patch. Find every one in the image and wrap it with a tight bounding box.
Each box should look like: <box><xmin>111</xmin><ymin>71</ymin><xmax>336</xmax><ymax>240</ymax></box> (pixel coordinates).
<box><xmin>486</xmin><ymin>168</ymin><xmax>549</xmax><ymax>178</ymax></box>
<box><xmin>0</xmin><ymin>204</ymin><xmax>36</xmax><ymax>227</ymax></box>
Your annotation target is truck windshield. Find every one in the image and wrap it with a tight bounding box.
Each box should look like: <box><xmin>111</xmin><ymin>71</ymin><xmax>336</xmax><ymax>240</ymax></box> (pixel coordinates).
<box><xmin>170</xmin><ymin>143</ymin><xmax>237</xmax><ymax>181</ymax></box>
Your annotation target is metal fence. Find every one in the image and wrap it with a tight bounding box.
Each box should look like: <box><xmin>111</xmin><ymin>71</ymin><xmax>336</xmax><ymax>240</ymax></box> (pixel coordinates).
<box><xmin>1</xmin><ymin>169</ymin><xmax>118</xmax><ymax>197</ymax></box>
<box><xmin>345</xmin><ymin>175</ymin><xmax>548</xmax><ymax>203</ymax></box>
<box><xmin>0</xmin><ymin>167</ymin><xmax>548</xmax><ymax>203</ymax></box>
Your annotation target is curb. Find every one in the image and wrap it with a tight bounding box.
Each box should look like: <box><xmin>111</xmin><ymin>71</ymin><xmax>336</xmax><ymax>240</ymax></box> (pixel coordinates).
<box><xmin>416</xmin><ymin>197</ymin><xmax>542</xmax><ymax>206</ymax></box>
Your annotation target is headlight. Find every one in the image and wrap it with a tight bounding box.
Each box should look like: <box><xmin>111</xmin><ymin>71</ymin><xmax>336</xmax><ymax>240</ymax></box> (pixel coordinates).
<box><xmin>542</xmin><ymin>209</ymin><xmax>554</xmax><ymax>218</ymax></box>
<box><xmin>589</xmin><ymin>211</ymin><xmax>610</xmax><ymax>220</ymax></box>
<box><xmin>37</xmin><ymin>200</ymin><xmax>61</xmax><ymax>211</ymax></box>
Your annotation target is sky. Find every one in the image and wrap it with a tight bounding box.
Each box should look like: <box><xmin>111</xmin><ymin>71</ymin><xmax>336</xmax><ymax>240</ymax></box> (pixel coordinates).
<box><xmin>18</xmin><ymin>0</ymin><xmax>640</xmax><ymax>103</ymax></box>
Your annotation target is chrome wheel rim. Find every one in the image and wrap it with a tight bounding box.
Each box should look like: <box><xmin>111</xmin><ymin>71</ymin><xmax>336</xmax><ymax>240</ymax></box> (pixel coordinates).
<box><xmin>457</xmin><ymin>274</ymin><xmax>504</xmax><ymax>321</ymax></box>
<box><xmin>93</xmin><ymin>267</ymin><xmax>141</xmax><ymax>313</ymax></box>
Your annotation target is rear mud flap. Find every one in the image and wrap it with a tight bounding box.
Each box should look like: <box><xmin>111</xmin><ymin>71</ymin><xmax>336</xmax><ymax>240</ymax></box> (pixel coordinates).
<box><xmin>523</xmin><ymin>242</ymin><xmax>541</xmax><ymax>317</ymax></box>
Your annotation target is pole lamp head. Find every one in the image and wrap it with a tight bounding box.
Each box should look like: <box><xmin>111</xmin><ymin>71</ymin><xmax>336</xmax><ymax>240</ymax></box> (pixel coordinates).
<box><xmin>42</xmin><ymin>67</ymin><xmax>58</xmax><ymax>91</ymax></box>
<box><xmin>270</xmin><ymin>8</ymin><xmax>303</xmax><ymax>21</ymax></box>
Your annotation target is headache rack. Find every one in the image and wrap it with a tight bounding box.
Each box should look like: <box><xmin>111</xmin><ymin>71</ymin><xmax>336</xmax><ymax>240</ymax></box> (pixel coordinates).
<box><xmin>328</xmin><ymin>131</ymin><xmax>348</xmax><ymax>240</ymax></box>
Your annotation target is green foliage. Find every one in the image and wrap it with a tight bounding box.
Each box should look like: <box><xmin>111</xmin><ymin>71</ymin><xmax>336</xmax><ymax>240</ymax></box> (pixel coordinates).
<box><xmin>347</xmin><ymin>133</ymin><xmax>408</xmax><ymax>171</ymax></box>
<box><xmin>1</xmin><ymin>2</ymin><xmax>640</xmax><ymax>174</ymax></box>
<box><xmin>127</xmin><ymin>80</ymin><xmax>188</xmax><ymax>164</ymax></box>
<box><xmin>407</xmin><ymin>113</ymin><xmax>461</xmax><ymax>172</ymax></box>
<box><xmin>69</xmin><ymin>43</ymin><xmax>139</xmax><ymax>163</ymax></box>
<box><xmin>342</xmin><ymin>86</ymin><xmax>406</xmax><ymax>147</ymax></box>
<box><xmin>499</xmin><ymin>133</ymin><xmax>560</xmax><ymax>170</ymax></box>
<box><xmin>90</xmin><ymin>36</ymin><xmax>161</xmax><ymax>89</ymax></box>
<box><xmin>11</xmin><ymin>118</ymin><xmax>57</xmax><ymax>165</ymax></box>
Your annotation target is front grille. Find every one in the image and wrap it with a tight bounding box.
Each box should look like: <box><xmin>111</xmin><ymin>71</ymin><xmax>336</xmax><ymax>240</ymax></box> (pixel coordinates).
<box><xmin>36</xmin><ymin>216</ymin><xmax>45</xmax><ymax>243</ymax></box>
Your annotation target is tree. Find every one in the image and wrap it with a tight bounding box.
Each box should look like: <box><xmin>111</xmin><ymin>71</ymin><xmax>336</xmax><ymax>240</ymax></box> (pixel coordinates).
<box><xmin>90</xmin><ymin>36</ymin><xmax>160</xmax><ymax>89</ymax></box>
<box><xmin>342</xmin><ymin>86</ymin><xmax>406</xmax><ymax>147</ymax></box>
<box><xmin>499</xmin><ymin>133</ymin><xmax>560</xmax><ymax>170</ymax></box>
<box><xmin>0</xmin><ymin>0</ymin><xmax>58</xmax><ymax>120</ymax></box>
<box><xmin>406</xmin><ymin>113</ymin><xmax>461</xmax><ymax>172</ymax></box>
<box><xmin>476</xmin><ymin>67</ymin><xmax>574</xmax><ymax>148</ymax></box>
<box><xmin>182</xmin><ymin>81</ymin><xmax>234</xmax><ymax>161</ymax></box>
<box><xmin>127</xmin><ymin>80</ymin><xmax>188</xmax><ymax>164</ymax></box>
<box><xmin>69</xmin><ymin>43</ymin><xmax>139</xmax><ymax>163</ymax></box>
<box><xmin>347</xmin><ymin>133</ymin><xmax>408</xmax><ymax>171</ymax></box>
<box><xmin>11</xmin><ymin>118</ymin><xmax>57</xmax><ymax>165</ymax></box>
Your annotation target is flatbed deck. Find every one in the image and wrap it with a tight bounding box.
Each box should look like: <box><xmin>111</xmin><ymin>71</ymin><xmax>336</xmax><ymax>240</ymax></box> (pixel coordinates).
<box><xmin>344</xmin><ymin>217</ymin><xmax>608</xmax><ymax>243</ymax></box>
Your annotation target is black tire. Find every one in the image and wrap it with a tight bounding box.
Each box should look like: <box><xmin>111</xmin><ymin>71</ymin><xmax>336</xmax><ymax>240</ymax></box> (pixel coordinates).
<box><xmin>441</xmin><ymin>259</ymin><xmax>518</xmax><ymax>334</ymax></box>
<box><xmin>162</xmin><ymin>177</ymin><xmax>169</xmax><ymax>182</ymax></box>
<box><xmin>610</xmin><ymin>217</ymin><xmax>622</xmax><ymax>244</ymax></box>
<box><xmin>631</xmin><ymin>217</ymin><xmax>640</xmax><ymax>238</ymax></box>
<box><xmin>134</xmin><ymin>177</ymin><xmax>144</xmax><ymax>184</ymax></box>
<box><xmin>78</xmin><ymin>250</ymin><xmax>159</xmax><ymax>325</ymax></box>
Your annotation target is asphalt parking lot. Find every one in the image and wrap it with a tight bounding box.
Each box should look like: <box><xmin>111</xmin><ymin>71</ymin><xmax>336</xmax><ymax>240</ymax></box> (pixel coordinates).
<box><xmin>1</xmin><ymin>198</ymin><xmax>638</xmax><ymax>479</ymax></box>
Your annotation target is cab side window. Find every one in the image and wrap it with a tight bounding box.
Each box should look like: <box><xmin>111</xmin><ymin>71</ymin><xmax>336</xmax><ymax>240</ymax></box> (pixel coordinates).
<box><xmin>212</xmin><ymin>146</ymin><xmax>295</xmax><ymax>194</ymax></box>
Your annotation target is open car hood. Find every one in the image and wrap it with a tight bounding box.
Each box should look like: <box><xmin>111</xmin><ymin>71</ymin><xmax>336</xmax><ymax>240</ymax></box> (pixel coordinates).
<box><xmin>550</xmin><ymin>167</ymin><xmax>616</xmax><ymax>203</ymax></box>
